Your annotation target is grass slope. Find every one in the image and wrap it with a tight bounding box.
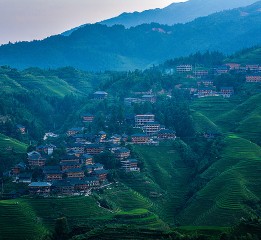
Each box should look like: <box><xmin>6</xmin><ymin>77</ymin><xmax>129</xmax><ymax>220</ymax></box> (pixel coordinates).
<box><xmin>16</xmin><ymin>74</ymin><xmax>77</xmax><ymax>97</ymax></box>
<box><xmin>0</xmin><ymin>133</ymin><xmax>27</xmax><ymax>153</ymax></box>
<box><xmin>216</xmin><ymin>94</ymin><xmax>261</xmax><ymax>144</ymax></box>
<box><xmin>192</xmin><ymin>111</ymin><xmax>220</xmax><ymax>134</ymax></box>
<box><xmin>226</xmin><ymin>47</ymin><xmax>261</xmax><ymax>64</ymax></box>
<box><xmin>191</xmin><ymin>96</ymin><xmax>236</xmax><ymax>122</ymax></box>
<box><xmin>0</xmin><ymin>199</ymin><xmax>47</xmax><ymax>240</ymax></box>
<box><xmin>0</xmin><ymin>196</ymin><xmax>113</xmax><ymax>240</ymax></box>
<box><xmin>130</xmin><ymin>145</ymin><xmax>193</xmax><ymax>224</ymax></box>
<box><xmin>178</xmin><ymin>135</ymin><xmax>261</xmax><ymax>226</ymax></box>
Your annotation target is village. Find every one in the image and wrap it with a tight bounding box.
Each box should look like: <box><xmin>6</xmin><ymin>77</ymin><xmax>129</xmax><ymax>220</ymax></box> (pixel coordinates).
<box><xmin>4</xmin><ymin>61</ymin><xmax>260</xmax><ymax>198</ymax></box>
<box><xmin>7</xmin><ymin>111</ymin><xmax>177</xmax><ymax>197</ymax></box>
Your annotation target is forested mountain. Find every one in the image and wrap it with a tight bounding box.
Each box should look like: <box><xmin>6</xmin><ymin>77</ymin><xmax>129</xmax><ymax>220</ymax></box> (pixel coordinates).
<box><xmin>100</xmin><ymin>0</ymin><xmax>258</xmax><ymax>28</ymax></box>
<box><xmin>0</xmin><ymin>47</ymin><xmax>261</xmax><ymax>239</ymax></box>
<box><xmin>0</xmin><ymin>2</ymin><xmax>260</xmax><ymax>71</ymax></box>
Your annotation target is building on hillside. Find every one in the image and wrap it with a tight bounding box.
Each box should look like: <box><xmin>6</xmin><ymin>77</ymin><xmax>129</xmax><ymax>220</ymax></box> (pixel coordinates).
<box><xmin>197</xmin><ymin>87</ymin><xmax>217</xmax><ymax>98</ymax></box>
<box><xmin>194</xmin><ymin>70</ymin><xmax>209</xmax><ymax>78</ymax></box>
<box><xmin>246</xmin><ymin>74</ymin><xmax>261</xmax><ymax>83</ymax></box>
<box><xmin>225</xmin><ymin>63</ymin><xmax>241</xmax><ymax>70</ymax></box>
<box><xmin>220</xmin><ymin>87</ymin><xmax>234</xmax><ymax>98</ymax></box>
<box><xmin>27</xmin><ymin>151</ymin><xmax>46</xmax><ymax>168</ymax></box>
<box><xmin>131</xmin><ymin>134</ymin><xmax>150</xmax><ymax>145</ymax></box>
<box><xmin>91</xmin><ymin>169</ymin><xmax>108</xmax><ymax>181</ymax></box>
<box><xmin>43</xmin><ymin>166</ymin><xmax>63</xmax><ymax>181</ymax></box>
<box><xmin>81</xmin><ymin>113</ymin><xmax>95</xmax><ymax>123</ymax></box>
<box><xmin>215</xmin><ymin>65</ymin><xmax>229</xmax><ymax>75</ymax></box>
<box><xmin>80</xmin><ymin>154</ymin><xmax>93</xmax><ymax>165</ymax></box>
<box><xmin>16</xmin><ymin>124</ymin><xmax>26</xmax><ymax>134</ymax></box>
<box><xmin>124</xmin><ymin>98</ymin><xmax>143</xmax><ymax>106</ymax></box>
<box><xmin>98</xmin><ymin>131</ymin><xmax>107</xmax><ymax>141</ymax></box>
<box><xmin>84</xmin><ymin>177</ymin><xmax>100</xmax><ymax>188</ymax></box>
<box><xmin>66</xmin><ymin>143</ymin><xmax>85</xmax><ymax>154</ymax></box>
<box><xmin>11</xmin><ymin>162</ymin><xmax>27</xmax><ymax>175</ymax></box>
<box><xmin>52</xmin><ymin>180</ymin><xmax>74</xmax><ymax>195</ymax></box>
<box><xmin>36</xmin><ymin>144</ymin><xmax>56</xmax><ymax>155</ymax></box>
<box><xmin>142</xmin><ymin>95</ymin><xmax>156</xmax><ymax>103</ymax></box>
<box><xmin>106</xmin><ymin>143</ymin><xmax>122</xmax><ymax>152</ymax></box>
<box><xmin>135</xmin><ymin>114</ymin><xmax>155</xmax><ymax>128</ymax></box>
<box><xmin>60</xmin><ymin>155</ymin><xmax>80</xmax><ymax>164</ymax></box>
<box><xmin>142</xmin><ymin>122</ymin><xmax>162</xmax><ymax>136</ymax></box>
<box><xmin>203</xmin><ymin>131</ymin><xmax>220</xmax><ymax>139</ymax></box>
<box><xmin>60</xmin><ymin>161</ymin><xmax>81</xmax><ymax>171</ymax></box>
<box><xmin>85</xmin><ymin>144</ymin><xmax>105</xmax><ymax>155</ymax></box>
<box><xmin>176</xmin><ymin>65</ymin><xmax>193</xmax><ymax>73</ymax></box>
<box><xmin>67</xmin><ymin>127</ymin><xmax>84</xmax><ymax>136</ymax></box>
<box><xmin>121</xmin><ymin>134</ymin><xmax>128</xmax><ymax>142</ymax></box>
<box><xmin>93</xmin><ymin>91</ymin><xmax>108</xmax><ymax>100</ymax></box>
<box><xmin>197</xmin><ymin>80</ymin><xmax>214</xmax><ymax>87</ymax></box>
<box><xmin>246</xmin><ymin>64</ymin><xmax>259</xmax><ymax>72</ymax></box>
<box><xmin>83</xmin><ymin>163</ymin><xmax>104</xmax><ymax>175</ymax></box>
<box><xmin>17</xmin><ymin>173</ymin><xmax>32</xmax><ymax>183</ymax></box>
<box><xmin>28</xmin><ymin>182</ymin><xmax>52</xmax><ymax>195</ymax></box>
<box><xmin>157</xmin><ymin>129</ymin><xmax>176</xmax><ymax>140</ymax></box>
<box><xmin>114</xmin><ymin>147</ymin><xmax>131</xmax><ymax>160</ymax></box>
<box><xmin>64</xmin><ymin>168</ymin><xmax>85</xmax><ymax>179</ymax></box>
<box><xmin>121</xmin><ymin>159</ymin><xmax>140</xmax><ymax>172</ymax></box>
<box><xmin>109</xmin><ymin>134</ymin><xmax>121</xmax><ymax>144</ymax></box>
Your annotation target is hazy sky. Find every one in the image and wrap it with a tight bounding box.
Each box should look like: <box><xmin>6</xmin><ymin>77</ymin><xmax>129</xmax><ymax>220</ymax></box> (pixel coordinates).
<box><xmin>0</xmin><ymin>0</ymin><xmax>187</xmax><ymax>45</ymax></box>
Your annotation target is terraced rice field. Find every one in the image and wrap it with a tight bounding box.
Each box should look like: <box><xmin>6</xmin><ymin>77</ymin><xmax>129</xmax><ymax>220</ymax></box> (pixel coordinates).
<box><xmin>0</xmin><ymin>200</ymin><xmax>47</xmax><ymax>240</ymax></box>
<box><xmin>103</xmin><ymin>184</ymin><xmax>152</xmax><ymax>211</ymax></box>
<box><xmin>24</xmin><ymin>196</ymin><xmax>113</xmax><ymax>227</ymax></box>
<box><xmin>0</xmin><ymin>196</ymin><xmax>114</xmax><ymax>240</ymax></box>
<box><xmin>191</xmin><ymin>96</ymin><xmax>235</xmax><ymax>121</ymax></box>
<box><xmin>131</xmin><ymin>145</ymin><xmax>193</xmax><ymax>223</ymax></box>
<box><xmin>178</xmin><ymin>134</ymin><xmax>261</xmax><ymax>226</ymax></box>
<box><xmin>192</xmin><ymin>111</ymin><xmax>220</xmax><ymax>134</ymax></box>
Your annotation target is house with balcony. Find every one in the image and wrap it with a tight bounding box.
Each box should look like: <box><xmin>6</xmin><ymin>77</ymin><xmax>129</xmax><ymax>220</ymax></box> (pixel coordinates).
<box><xmin>135</xmin><ymin>114</ymin><xmax>155</xmax><ymax>128</ymax></box>
<box><xmin>131</xmin><ymin>134</ymin><xmax>150</xmax><ymax>145</ymax></box>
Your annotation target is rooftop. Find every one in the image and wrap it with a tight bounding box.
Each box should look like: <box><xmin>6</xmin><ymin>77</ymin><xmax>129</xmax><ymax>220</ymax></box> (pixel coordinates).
<box><xmin>29</xmin><ymin>182</ymin><xmax>52</xmax><ymax>187</ymax></box>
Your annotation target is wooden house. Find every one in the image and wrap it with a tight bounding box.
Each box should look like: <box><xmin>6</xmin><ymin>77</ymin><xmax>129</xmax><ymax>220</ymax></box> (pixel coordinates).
<box><xmin>27</xmin><ymin>151</ymin><xmax>46</xmax><ymax>168</ymax></box>
<box><xmin>131</xmin><ymin>134</ymin><xmax>150</xmax><ymax>144</ymax></box>
<box><xmin>28</xmin><ymin>182</ymin><xmax>52</xmax><ymax>195</ymax></box>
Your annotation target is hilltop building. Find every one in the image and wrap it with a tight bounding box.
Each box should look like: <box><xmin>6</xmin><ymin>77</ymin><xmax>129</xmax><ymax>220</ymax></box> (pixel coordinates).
<box><xmin>134</xmin><ymin>114</ymin><xmax>155</xmax><ymax>128</ymax></box>
<box><xmin>93</xmin><ymin>91</ymin><xmax>108</xmax><ymax>100</ymax></box>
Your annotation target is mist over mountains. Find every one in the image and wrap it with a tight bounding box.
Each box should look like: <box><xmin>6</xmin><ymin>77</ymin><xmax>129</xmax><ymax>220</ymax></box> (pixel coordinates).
<box><xmin>101</xmin><ymin>0</ymin><xmax>258</xmax><ymax>27</ymax></box>
<box><xmin>0</xmin><ymin>1</ymin><xmax>260</xmax><ymax>71</ymax></box>
<box><xmin>62</xmin><ymin>0</ymin><xmax>258</xmax><ymax>36</ymax></box>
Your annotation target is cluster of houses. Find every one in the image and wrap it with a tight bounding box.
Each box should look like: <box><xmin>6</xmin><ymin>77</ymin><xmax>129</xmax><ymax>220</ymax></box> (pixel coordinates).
<box><xmin>9</xmin><ymin>143</ymin><xmax>109</xmax><ymax>196</ymax></box>
<box><xmin>170</xmin><ymin>63</ymin><xmax>260</xmax><ymax>98</ymax></box>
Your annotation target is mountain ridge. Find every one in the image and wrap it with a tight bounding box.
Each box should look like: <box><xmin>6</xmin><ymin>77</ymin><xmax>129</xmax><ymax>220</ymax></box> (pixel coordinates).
<box><xmin>0</xmin><ymin>2</ymin><xmax>261</xmax><ymax>71</ymax></box>
<box><xmin>101</xmin><ymin>0</ymin><xmax>258</xmax><ymax>27</ymax></box>
<box><xmin>62</xmin><ymin>0</ymin><xmax>258</xmax><ymax>36</ymax></box>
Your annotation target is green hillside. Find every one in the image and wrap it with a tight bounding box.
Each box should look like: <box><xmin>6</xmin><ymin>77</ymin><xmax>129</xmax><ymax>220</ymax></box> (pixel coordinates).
<box><xmin>0</xmin><ymin>133</ymin><xmax>27</xmax><ymax>153</ymax></box>
<box><xmin>0</xmin><ymin>2</ymin><xmax>261</xmax><ymax>71</ymax></box>
<box><xmin>216</xmin><ymin>94</ymin><xmax>261</xmax><ymax>144</ymax></box>
<box><xmin>226</xmin><ymin>46</ymin><xmax>261</xmax><ymax>64</ymax></box>
<box><xmin>178</xmin><ymin>135</ymin><xmax>261</xmax><ymax>226</ymax></box>
<box><xmin>0</xmin><ymin>200</ymin><xmax>47</xmax><ymax>240</ymax></box>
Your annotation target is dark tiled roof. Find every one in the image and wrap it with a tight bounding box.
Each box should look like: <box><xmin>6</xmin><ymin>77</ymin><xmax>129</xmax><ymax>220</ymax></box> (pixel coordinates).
<box><xmin>115</xmin><ymin>147</ymin><xmax>130</xmax><ymax>153</ymax></box>
<box><xmin>158</xmin><ymin>129</ymin><xmax>176</xmax><ymax>134</ymax></box>
<box><xmin>64</xmin><ymin>168</ymin><xmax>84</xmax><ymax>173</ymax></box>
<box><xmin>29</xmin><ymin>182</ymin><xmax>52</xmax><ymax>187</ymax></box>
<box><xmin>52</xmin><ymin>180</ymin><xmax>74</xmax><ymax>187</ymax></box>
<box><xmin>60</xmin><ymin>161</ymin><xmax>81</xmax><ymax>166</ymax></box>
<box><xmin>131</xmin><ymin>133</ymin><xmax>148</xmax><ymax>137</ymax></box>
<box><xmin>93</xmin><ymin>169</ymin><xmax>108</xmax><ymax>175</ymax></box>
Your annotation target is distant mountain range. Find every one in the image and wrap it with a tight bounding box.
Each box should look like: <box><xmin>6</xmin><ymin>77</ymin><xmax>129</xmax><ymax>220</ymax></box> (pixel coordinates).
<box><xmin>0</xmin><ymin>1</ymin><xmax>260</xmax><ymax>71</ymax></box>
<box><xmin>62</xmin><ymin>0</ymin><xmax>258</xmax><ymax>36</ymax></box>
<box><xmin>101</xmin><ymin>0</ymin><xmax>258</xmax><ymax>27</ymax></box>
